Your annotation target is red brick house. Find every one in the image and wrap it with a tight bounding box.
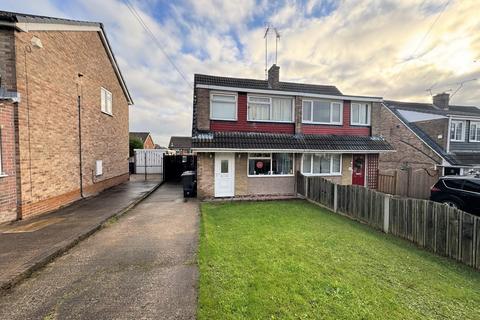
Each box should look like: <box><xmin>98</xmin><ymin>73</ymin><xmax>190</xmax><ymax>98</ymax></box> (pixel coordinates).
<box><xmin>0</xmin><ymin>11</ymin><xmax>133</xmax><ymax>223</ymax></box>
<box><xmin>191</xmin><ymin>65</ymin><xmax>393</xmax><ymax>199</ymax></box>
<box><xmin>129</xmin><ymin>132</ymin><xmax>155</xmax><ymax>149</ymax></box>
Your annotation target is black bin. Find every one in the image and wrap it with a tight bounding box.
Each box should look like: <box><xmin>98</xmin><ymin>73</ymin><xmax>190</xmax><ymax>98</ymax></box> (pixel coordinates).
<box><xmin>181</xmin><ymin>171</ymin><xmax>197</xmax><ymax>197</ymax></box>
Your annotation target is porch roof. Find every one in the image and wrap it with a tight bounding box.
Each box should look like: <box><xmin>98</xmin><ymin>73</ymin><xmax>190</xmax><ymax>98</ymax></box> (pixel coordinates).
<box><xmin>191</xmin><ymin>132</ymin><xmax>394</xmax><ymax>153</ymax></box>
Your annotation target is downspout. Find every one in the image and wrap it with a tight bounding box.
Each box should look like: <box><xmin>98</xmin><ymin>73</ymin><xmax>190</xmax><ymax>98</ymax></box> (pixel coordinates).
<box><xmin>446</xmin><ymin>117</ymin><xmax>451</xmax><ymax>153</ymax></box>
<box><xmin>77</xmin><ymin>73</ymin><xmax>84</xmax><ymax>198</ymax></box>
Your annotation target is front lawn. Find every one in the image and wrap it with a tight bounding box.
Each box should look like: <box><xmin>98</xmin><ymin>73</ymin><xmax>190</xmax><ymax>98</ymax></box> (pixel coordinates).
<box><xmin>198</xmin><ymin>200</ymin><xmax>480</xmax><ymax>320</ymax></box>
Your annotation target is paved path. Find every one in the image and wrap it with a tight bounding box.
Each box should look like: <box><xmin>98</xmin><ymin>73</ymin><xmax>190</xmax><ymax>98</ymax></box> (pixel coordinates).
<box><xmin>0</xmin><ymin>179</ymin><xmax>161</xmax><ymax>290</ymax></box>
<box><xmin>0</xmin><ymin>183</ymin><xmax>199</xmax><ymax>320</ymax></box>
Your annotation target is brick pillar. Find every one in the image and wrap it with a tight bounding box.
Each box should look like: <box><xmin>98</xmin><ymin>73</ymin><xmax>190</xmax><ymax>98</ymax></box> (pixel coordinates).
<box><xmin>294</xmin><ymin>96</ymin><xmax>302</xmax><ymax>134</ymax></box>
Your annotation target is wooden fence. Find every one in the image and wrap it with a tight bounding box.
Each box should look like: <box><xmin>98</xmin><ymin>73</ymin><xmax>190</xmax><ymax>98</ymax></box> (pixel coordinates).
<box><xmin>377</xmin><ymin>168</ymin><xmax>439</xmax><ymax>199</ymax></box>
<box><xmin>297</xmin><ymin>172</ymin><xmax>480</xmax><ymax>270</ymax></box>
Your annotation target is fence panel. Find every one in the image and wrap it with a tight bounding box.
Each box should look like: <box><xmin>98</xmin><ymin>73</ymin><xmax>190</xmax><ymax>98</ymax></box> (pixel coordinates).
<box><xmin>461</xmin><ymin>213</ymin><xmax>475</xmax><ymax>267</ymax></box>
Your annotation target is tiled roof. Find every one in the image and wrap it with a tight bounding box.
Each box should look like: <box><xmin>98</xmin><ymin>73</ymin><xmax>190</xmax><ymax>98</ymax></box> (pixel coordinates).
<box><xmin>384</xmin><ymin>100</ymin><xmax>480</xmax><ymax>117</ymax></box>
<box><xmin>0</xmin><ymin>10</ymin><xmax>101</xmax><ymax>27</ymax></box>
<box><xmin>169</xmin><ymin>136</ymin><xmax>192</xmax><ymax>149</ymax></box>
<box><xmin>129</xmin><ymin>132</ymin><xmax>150</xmax><ymax>143</ymax></box>
<box><xmin>194</xmin><ymin>74</ymin><xmax>343</xmax><ymax>96</ymax></box>
<box><xmin>192</xmin><ymin>132</ymin><xmax>394</xmax><ymax>152</ymax></box>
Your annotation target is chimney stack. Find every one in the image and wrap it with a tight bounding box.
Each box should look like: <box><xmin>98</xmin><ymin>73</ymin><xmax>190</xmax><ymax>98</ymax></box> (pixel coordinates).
<box><xmin>433</xmin><ymin>92</ymin><xmax>450</xmax><ymax>110</ymax></box>
<box><xmin>268</xmin><ymin>64</ymin><xmax>280</xmax><ymax>89</ymax></box>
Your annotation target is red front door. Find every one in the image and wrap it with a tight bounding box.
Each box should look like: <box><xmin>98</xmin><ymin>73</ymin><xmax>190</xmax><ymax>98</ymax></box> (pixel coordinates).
<box><xmin>352</xmin><ymin>155</ymin><xmax>365</xmax><ymax>186</ymax></box>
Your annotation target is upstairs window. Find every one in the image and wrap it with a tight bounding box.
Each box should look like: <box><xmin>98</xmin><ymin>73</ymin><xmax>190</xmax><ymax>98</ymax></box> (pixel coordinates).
<box><xmin>301</xmin><ymin>153</ymin><xmax>342</xmax><ymax>175</ymax></box>
<box><xmin>351</xmin><ymin>102</ymin><xmax>371</xmax><ymax>125</ymax></box>
<box><xmin>210</xmin><ymin>93</ymin><xmax>237</xmax><ymax>121</ymax></box>
<box><xmin>247</xmin><ymin>95</ymin><xmax>293</xmax><ymax>122</ymax></box>
<box><xmin>101</xmin><ymin>87</ymin><xmax>113</xmax><ymax>115</ymax></box>
<box><xmin>450</xmin><ymin>120</ymin><xmax>466</xmax><ymax>142</ymax></box>
<box><xmin>470</xmin><ymin>121</ymin><xmax>480</xmax><ymax>142</ymax></box>
<box><xmin>302</xmin><ymin>100</ymin><xmax>342</xmax><ymax>125</ymax></box>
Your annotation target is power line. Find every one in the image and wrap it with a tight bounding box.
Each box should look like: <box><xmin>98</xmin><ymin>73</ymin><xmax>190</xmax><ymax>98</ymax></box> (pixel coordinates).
<box><xmin>123</xmin><ymin>0</ymin><xmax>193</xmax><ymax>89</ymax></box>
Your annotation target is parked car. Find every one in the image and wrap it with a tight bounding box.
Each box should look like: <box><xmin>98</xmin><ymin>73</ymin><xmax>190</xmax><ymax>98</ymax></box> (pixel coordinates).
<box><xmin>430</xmin><ymin>176</ymin><xmax>480</xmax><ymax>214</ymax></box>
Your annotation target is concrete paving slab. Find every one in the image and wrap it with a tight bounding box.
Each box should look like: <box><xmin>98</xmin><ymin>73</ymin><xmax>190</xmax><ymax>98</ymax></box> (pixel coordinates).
<box><xmin>0</xmin><ymin>179</ymin><xmax>161</xmax><ymax>292</ymax></box>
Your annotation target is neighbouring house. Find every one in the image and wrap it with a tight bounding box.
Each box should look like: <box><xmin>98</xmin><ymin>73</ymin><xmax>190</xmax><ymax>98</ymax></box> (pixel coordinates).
<box><xmin>191</xmin><ymin>64</ymin><xmax>394</xmax><ymax>199</ymax></box>
<box><xmin>371</xmin><ymin>93</ymin><xmax>480</xmax><ymax>199</ymax></box>
<box><xmin>0</xmin><ymin>11</ymin><xmax>133</xmax><ymax>223</ymax></box>
<box><xmin>373</xmin><ymin>93</ymin><xmax>480</xmax><ymax>175</ymax></box>
<box><xmin>168</xmin><ymin>136</ymin><xmax>192</xmax><ymax>155</ymax></box>
<box><xmin>130</xmin><ymin>131</ymin><xmax>155</xmax><ymax>149</ymax></box>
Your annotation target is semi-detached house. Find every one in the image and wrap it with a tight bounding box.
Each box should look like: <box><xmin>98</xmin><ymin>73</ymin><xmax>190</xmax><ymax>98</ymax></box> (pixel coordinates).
<box><xmin>191</xmin><ymin>65</ymin><xmax>394</xmax><ymax>199</ymax></box>
<box><xmin>0</xmin><ymin>11</ymin><xmax>133</xmax><ymax>223</ymax></box>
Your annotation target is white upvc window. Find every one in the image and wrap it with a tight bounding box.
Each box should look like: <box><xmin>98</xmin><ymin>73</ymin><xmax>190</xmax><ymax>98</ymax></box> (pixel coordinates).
<box><xmin>210</xmin><ymin>92</ymin><xmax>237</xmax><ymax>121</ymax></box>
<box><xmin>469</xmin><ymin>121</ymin><xmax>480</xmax><ymax>142</ymax></box>
<box><xmin>247</xmin><ymin>153</ymin><xmax>294</xmax><ymax>176</ymax></box>
<box><xmin>302</xmin><ymin>100</ymin><xmax>342</xmax><ymax>125</ymax></box>
<box><xmin>247</xmin><ymin>95</ymin><xmax>294</xmax><ymax>122</ymax></box>
<box><xmin>450</xmin><ymin>120</ymin><xmax>466</xmax><ymax>142</ymax></box>
<box><xmin>101</xmin><ymin>87</ymin><xmax>113</xmax><ymax>115</ymax></box>
<box><xmin>351</xmin><ymin>102</ymin><xmax>371</xmax><ymax>126</ymax></box>
<box><xmin>301</xmin><ymin>153</ymin><xmax>342</xmax><ymax>176</ymax></box>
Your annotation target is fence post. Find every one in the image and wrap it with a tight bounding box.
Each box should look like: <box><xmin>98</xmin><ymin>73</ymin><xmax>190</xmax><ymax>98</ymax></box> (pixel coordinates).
<box><xmin>383</xmin><ymin>195</ymin><xmax>390</xmax><ymax>233</ymax></box>
<box><xmin>333</xmin><ymin>184</ymin><xmax>338</xmax><ymax>213</ymax></box>
<box><xmin>305</xmin><ymin>176</ymin><xmax>309</xmax><ymax>198</ymax></box>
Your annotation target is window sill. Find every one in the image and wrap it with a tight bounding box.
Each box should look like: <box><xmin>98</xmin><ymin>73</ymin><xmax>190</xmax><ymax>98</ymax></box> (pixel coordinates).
<box><xmin>350</xmin><ymin>123</ymin><xmax>371</xmax><ymax>127</ymax></box>
<box><xmin>450</xmin><ymin>140</ymin><xmax>465</xmax><ymax>142</ymax></box>
<box><xmin>210</xmin><ymin>118</ymin><xmax>237</xmax><ymax>122</ymax></box>
<box><xmin>302</xmin><ymin>122</ymin><xmax>343</xmax><ymax>126</ymax></box>
<box><xmin>247</xmin><ymin>174</ymin><xmax>294</xmax><ymax>178</ymax></box>
<box><xmin>302</xmin><ymin>173</ymin><xmax>342</xmax><ymax>177</ymax></box>
<box><xmin>101</xmin><ymin>111</ymin><xmax>113</xmax><ymax>117</ymax></box>
<box><xmin>0</xmin><ymin>173</ymin><xmax>8</xmax><ymax>178</ymax></box>
<box><xmin>247</xmin><ymin>119</ymin><xmax>294</xmax><ymax>124</ymax></box>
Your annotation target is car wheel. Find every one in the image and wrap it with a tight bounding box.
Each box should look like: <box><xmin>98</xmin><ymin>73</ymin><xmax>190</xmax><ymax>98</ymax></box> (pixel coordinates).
<box><xmin>442</xmin><ymin>200</ymin><xmax>459</xmax><ymax>209</ymax></box>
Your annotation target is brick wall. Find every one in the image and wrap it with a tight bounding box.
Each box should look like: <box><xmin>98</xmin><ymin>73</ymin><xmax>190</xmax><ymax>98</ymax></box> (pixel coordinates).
<box><xmin>197</xmin><ymin>152</ymin><xmax>214</xmax><ymax>199</ymax></box>
<box><xmin>143</xmin><ymin>135</ymin><xmax>155</xmax><ymax>149</ymax></box>
<box><xmin>195</xmin><ymin>88</ymin><xmax>210</xmax><ymax>132</ymax></box>
<box><xmin>0</xmin><ymin>27</ymin><xmax>16</xmax><ymax>91</ymax></box>
<box><xmin>415</xmin><ymin>118</ymin><xmax>448</xmax><ymax>150</ymax></box>
<box><xmin>371</xmin><ymin>103</ymin><xmax>442</xmax><ymax>170</ymax></box>
<box><xmin>0</xmin><ymin>100</ymin><xmax>17</xmax><ymax>223</ymax></box>
<box><xmin>13</xmin><ymin>30</ymin><xmax>130</xmax><ymax>218</ymax></box>
<box><xmin>235</xmin><ymin>153</ymin><xmax>248</xmax><ymax>196</ymax></box>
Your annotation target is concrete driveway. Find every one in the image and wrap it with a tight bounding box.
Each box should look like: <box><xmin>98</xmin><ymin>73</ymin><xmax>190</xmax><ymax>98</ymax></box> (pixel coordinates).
<box><xmin>0</xmin><ymin>183</ymin><xmax>199</xmax><ymax>320</ymax></box>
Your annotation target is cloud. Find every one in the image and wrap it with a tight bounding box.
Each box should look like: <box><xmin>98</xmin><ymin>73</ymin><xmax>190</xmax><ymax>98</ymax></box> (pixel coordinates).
<box><xmin>2</xmin><ymin>0</ymin><xmax>480</xmax><ymax>146</ymax></box>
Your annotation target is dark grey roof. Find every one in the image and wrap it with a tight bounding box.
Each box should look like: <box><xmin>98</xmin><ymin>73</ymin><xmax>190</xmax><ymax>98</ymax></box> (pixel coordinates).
<box><xmin>0</xmin><ymin>10</ymin><xmax>101</xmax><ymax>27</ymax></box>
<box><xmin>384</xmin><ymin>100</ymin><xmax>480</xmax><ymax>117</ymax></box>
<box><xmin>192</xmin><ymin>132</ymin><xmax>393</xmax><ymax>152</ymax></box>
<box><xmin>386</xmin><ymin>106</ymin><xmax>480</xmax><ymax>166</ymax></box>
<box><xmin>169</xmin><ymin>136</ymin><xmax>192</xmax><ymax>149</ymax></box>
<box><xmin>195</xmin><ymin>74</ymin><xmax>343</xmax><ymax>96</ymax></box>
<box><xmin>129</xmin><ymin>132</ymin><xmax>150</xmax><ymax>143</ymax></box>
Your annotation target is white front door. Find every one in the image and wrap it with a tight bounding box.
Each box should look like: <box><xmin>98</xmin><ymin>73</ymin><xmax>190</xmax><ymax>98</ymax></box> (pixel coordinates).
<box><xmin>214</xmin><ymin>153</ymin><xmax>235</xmax><ymax>197</ymax></box>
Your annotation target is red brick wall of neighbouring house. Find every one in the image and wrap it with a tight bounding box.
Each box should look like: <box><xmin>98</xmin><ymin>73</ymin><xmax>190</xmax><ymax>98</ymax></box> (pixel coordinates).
<box><xmin>13</xmin><ymin>30</ymin><xmax>130</xmax><ymax>219</ymax></box>
<box><xmin>143</xmin><ymin>135</ymin><xmax>155</xmax><ymax>149</ymax></box>
<box><xmin>0</xmin><ymin>101</ymin><xmax>17</xmax><ymax>223</ymax></box>
<box><xmin>301</xmin><ymin>101</ymin><xmax>370</xmax><ymax>136</ymax></box>
<box><xmin>210</xmin><ymin>93</ymin><xmax>295</xmax><ymax>133</ymax></box>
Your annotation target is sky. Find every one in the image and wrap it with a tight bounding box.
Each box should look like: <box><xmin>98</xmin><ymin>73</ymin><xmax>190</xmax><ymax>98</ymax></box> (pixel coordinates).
<box><xmin>2</xmin><ymin>0</ymin><xmax>479</xmax><ymax>146</ymax></box>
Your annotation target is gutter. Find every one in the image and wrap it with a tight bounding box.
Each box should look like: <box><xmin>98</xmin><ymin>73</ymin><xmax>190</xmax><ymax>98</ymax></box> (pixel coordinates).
<box><xmin>191</xmin><ymin>148</ymin><xmax>395</xmax><ymax>153</ymax></box>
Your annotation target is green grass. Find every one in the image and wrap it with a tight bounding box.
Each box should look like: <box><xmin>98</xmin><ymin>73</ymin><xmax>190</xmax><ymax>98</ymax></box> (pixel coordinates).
<box><xmin>198</xmin><ymin>200</ymin><xmax>480</xmax><ymax>320</ymax></box>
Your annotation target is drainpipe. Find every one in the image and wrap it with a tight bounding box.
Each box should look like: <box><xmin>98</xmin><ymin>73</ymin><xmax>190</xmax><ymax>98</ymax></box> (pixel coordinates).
<box><xmin>77</xmin><ymin>73</ymin><xmax>84</xmax><ymax>198</ymax></box>
<box><xmin>446</xmin><ymin>117</ymin><xmax>451</xmax><ymax>153</ymax></box>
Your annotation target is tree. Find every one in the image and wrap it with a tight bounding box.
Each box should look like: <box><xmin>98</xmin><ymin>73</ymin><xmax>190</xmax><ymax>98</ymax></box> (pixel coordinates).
<box><xmin>129</xmin><ymin>137</ymin><xmax>143</xmax><ymax>157</ymax></box>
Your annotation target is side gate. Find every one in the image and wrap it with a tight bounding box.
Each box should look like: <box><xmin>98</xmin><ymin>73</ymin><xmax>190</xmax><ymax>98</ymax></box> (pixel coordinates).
<box><xmin>134</xmin><ymin>149</ymin><xmax>164</xmax><ymax>175</ymax></box>
<box><xmin>163</xmin><ymin>155</ymin><xmax>197</xmax><ymax>182</ymax></box>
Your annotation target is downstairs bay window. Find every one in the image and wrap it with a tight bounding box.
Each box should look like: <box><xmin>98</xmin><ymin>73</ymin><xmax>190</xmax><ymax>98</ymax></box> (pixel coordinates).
<box><xmin>248</xmin><ymin>153</ymin><xmax>294</xmax><ymax>176</ymax></box>
<box><xmin>301</xmin><ymin>153</ymin><xmax>342</xmax><ymax>175</ymax></box>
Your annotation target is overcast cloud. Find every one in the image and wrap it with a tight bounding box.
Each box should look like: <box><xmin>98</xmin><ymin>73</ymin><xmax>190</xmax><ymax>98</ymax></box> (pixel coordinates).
<box><xmin>2</xmin><ymin>0</ymin><xmax>479</xmax><ymax>146</ymax></box>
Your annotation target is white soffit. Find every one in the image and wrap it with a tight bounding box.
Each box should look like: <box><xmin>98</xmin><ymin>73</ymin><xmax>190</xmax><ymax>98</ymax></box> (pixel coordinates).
<box><xmin>398</xmin><ymin>109</ymin><xmax>447</xmax><ymax>123</ymax></box>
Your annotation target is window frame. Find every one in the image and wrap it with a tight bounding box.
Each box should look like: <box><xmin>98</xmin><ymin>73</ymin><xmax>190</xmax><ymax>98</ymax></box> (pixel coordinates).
<box><xmin>101</xmin><ymin>87</ymin><xmax>113</xmax><ymax>116</ymax></box>
<box><xmin>301</xmin><ymin>153</ymin><xmax>342</xmax><ymax>176</ymax></box>
<box><xmin>302</xmin><ymin>99</ymin><xmax>343</xmax><ymax>125</ymax></box>
<box><xmin>350</xmin><ymin>102</ymin><xmax>371</xmax><ymax>126</ymax></box>
<box><xmin>247</xmin><ymin>152</ymin><xmax>295</xmax><ymax>177</ymax></box>
<box><xmin>469</xmin><ymin>121</ymin><xmax>480</xmax><ymax>142</ymax></box>
<box><xmin>450</xmin><ymin>120</ymin><xmax>466</xmax><ymax>142</ymax></box>
<box><xmin>209</xmin><ymin>92</ymin><xmax>238</xmax><ymax>121</ymax></box>
<box><xmin>246</xmin><ymin>94</ymin><xmax>294</xmax><ymax>123</ymax></box>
